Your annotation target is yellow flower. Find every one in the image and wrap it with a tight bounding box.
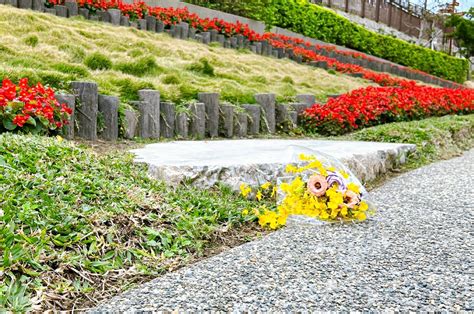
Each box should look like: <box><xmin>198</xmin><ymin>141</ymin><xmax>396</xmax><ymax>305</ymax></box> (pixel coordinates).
<box><xmin>242</xmin><ymin>209</ymin><xmax>249</xmax><ymax>216</ymax></box>
<box><xmin>261</xmin><ymin>182</ymin><xmax>272</xmax><ymax>190</ymax></box>
<box><xmin>359</xmin><ymin>201</ymin><xmax>369</xmax><ymax>211</ymax></box>
<box><xmin>347</xmin><ymin>182</ymin><xmax>361</xmax><ymax>194</ymax></box>
<box><xmin>256</xmin><ymin>190</ymin><xmax>263</xmax><ymax>201</ymax></box>
<box><xmin>285</xmin><ymin>164</ymin><xmax>298</xmax><ymax>173</ymax></box>
<box><xmin>340</xmin><ymin>206</ymin><xmax>348</xmax><ymax>216</ymax></box>
<box><xmin>240</xmin><ymin>183</ymin><xmax>251</xmax><ymax>197</ymax></box>
<box><xmin>56</xmin><ymin>135</ymin><xmax>63</xmax><ymax>142</ymax></box>
<box><xmin>327</xmin><ymin>166</ymin><xmax>336</xmax><ymax>172</ymax></box>
<box><xmin>356</xmin><ymin>212</ymin><xmax>367</xmax><ymax>221</ymax></box>
<box><xmin>340</xmin><ymin>170</ymin><xmax>349</xmax><ymax>179</ymax></box>
<box><xmin>271</xmin><ymin>186</ymin><xmax>278</xmax><ymax>198</ymax></box>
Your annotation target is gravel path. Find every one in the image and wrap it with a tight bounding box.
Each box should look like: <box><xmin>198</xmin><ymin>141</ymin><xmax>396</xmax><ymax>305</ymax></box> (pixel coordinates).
<box><xmin>94</xmin><ymin>150</ymin><xmax>474</xmax><ymax>312</ymax></box>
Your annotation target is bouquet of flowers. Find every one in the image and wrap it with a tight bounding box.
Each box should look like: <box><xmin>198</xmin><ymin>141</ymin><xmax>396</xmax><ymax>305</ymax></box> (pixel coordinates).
<box><xmin>240</xmin><ymin>149</ymin><xmax>376</xmax><ymax>229</ymax></box>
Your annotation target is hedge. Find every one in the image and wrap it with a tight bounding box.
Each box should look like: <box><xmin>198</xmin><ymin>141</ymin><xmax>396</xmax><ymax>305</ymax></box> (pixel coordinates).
<box><xmin>186</xmin><ymin>0</ymin><xmax>469</xmax><ymax>83</ymax></box>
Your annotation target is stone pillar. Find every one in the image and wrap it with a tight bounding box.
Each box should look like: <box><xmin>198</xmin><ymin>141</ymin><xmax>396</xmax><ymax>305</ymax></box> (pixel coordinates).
<box><xmin>175</xmin><ymin>112</ymin><xmax>189</xmax><ymax>139</ymax></box>
<box><xmin>230</xmin><ymin>36</ymin><xmax>238</xmax><ymax>49</ymax></box>
<box><xmin>18</xmin><ymin>0</ymin><xmax>32</xmax><ymax>9</ymax></box>
<box><xmin>189</xmin><ymin>102</ymin><xmax>206</xmax><ymax>139</ymax></box>
<box><xmin>296</xmin><ymin>94</ymin><xmax>316</xmax><ymax>106</ymax></box>
<box><xmin>108</xmin><ymin>9</ymin><xmax>121</xmax><ymax>25</ymax></box>
<box><xmin>210</xmin><ymin>29</ymin><xmax>218</xmax><ymax>42</ymax></box>
<box><xmin>123</xmin><ymin>109</ymin><xmax>138</xmax><ymax>139</ymax></box>
<box><xmin>97</xmin><ymin>10</ymin><xmax>110</xmax><ymax>22</ymax></box>
<box><xmin>275</xmin><ymin>103</ymin><xmax>290</xmax><ymax>127</ymax></box>
<box><xmin>55</xmin><ymin>94</ymin><xmax>75</xmax><ymax>139</ymax></box>
<box><xmin>201</xmin><ymin>32</ymin><xmax>211</xmax><ymax>44</ymax></box>
<box><xmin>137</xmin><ymin>18</ymin><xmax>146</xmax><ymax>30</ymax></box>
<box><xmin>146</xmin><ymin>15</ymin><xmax>156</xmax><ymax>31</ymax></box>
<box><xmin>79</xmin><ymin>8</ymin><xmax>89</xmax><ymax>19</ymax></box>
<box><xmin>130</xmin><ymin>101</ymin><xmax>151</xmax><ymax>139</ymax></box>
<box><xmin>242</xmin><ymin>104</ymin><xmax>260</xmax><ymax>136</ymax></box>
<box><xmin>288</xmin><ymin>111</ymin><xmax>298</xmax><ymax>129</ymax></box>
<box><xmin>179</xmin><ymin>22</ymin><xmax>189</xmax><ymax>39</ymax></box>
<box><xmin>98</xmin><ymin>95</ymin><xmax>119</xmax><ymax>141</ymax></box>
<box><xmin>157</xmin><ymin>20</ymin><xmax>165</xmax><ymax>33</ymax></box>
<box><xmin>44</xmin><ymin>7</ymin><xmax>56</xmax><ymax>14</ymax></box>
<box><xmin>217</xmin><ymin>34</ymin><xmax>225</xmax><ymax>46</ymax></box>
<box><xmin>138</xmin><ymin>89</ymin><xmax>160</xmax><ymax>139</ymax></box>
<box><xmin>71</xmin><ymin>81</ymin><xmax>98</xmax><ymax>140</ymax></box>
<box><xmin>234</xmin><ymin>112</ymin><xmax>248</xmax><ymax>138</ymax></box>
<box><xmin>65</xmin><ymin>0</ymin><xmax>78</xmax><ymax>16</ymax></box>
<box><xmin>219</xmin><ymin>104</ymin><xmax>234</xmax><ymax>138</ymax></box>
<box><xmin>160</xmin><ymin>102</ymin><xmax>176</xmax><ymax>138</ymax></box>
<box><xmin>172</xmin><ymin>112</ymin><xmax>189</xmax><ymax>139</ymax></box>
<box><xmin>289</xmin><ymin>103</ymin><xmax>310</xmax><ymax>114</ymax></box>
<box><xmin>54</xmin><ymin>5</ymin><xmax>68</xmax><ymax>17</ymax></box>
<box><xmin>120</xmin><ymin>15</ymin><xmax>130</xmax><ymax>26</ymax></box>
<box><xmin>255</xmin><ymin>93</ymin><xmax>276</xmax><ymax>133</ymax></box>
<box><xmin>198</xmin><ymin>92</ymin><xmax>219</xmax><ymax>138</ymax></box>
<box><xmin>188</xmin><ymin>27</ymin><xmax>196</xmax><ymax>39</ymax></box>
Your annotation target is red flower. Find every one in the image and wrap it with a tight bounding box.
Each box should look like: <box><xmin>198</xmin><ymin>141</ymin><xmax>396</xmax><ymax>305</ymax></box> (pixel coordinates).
<box><xmin>12</xmin><ymin>114</ymin><xmax>30</xmax><ymax>127</ymax></box>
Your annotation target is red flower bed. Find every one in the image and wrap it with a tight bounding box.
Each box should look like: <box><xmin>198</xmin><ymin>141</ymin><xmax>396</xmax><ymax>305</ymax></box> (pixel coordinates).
<box><xmin>0</xmin><ymin>78</ymin><xmax>72</xmax><ymax>134</ymax></box>
<box><xmin>302</xmin><ymin>84</ymin><xmax>474</xmax><ymax>135</ymax></box>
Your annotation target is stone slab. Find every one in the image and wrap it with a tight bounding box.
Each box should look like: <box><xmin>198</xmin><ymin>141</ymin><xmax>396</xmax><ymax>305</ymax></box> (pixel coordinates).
<box><xmin>132</xmin><ymin>139</ymin><xmax>416</xmax><ymax>190</ymax></box>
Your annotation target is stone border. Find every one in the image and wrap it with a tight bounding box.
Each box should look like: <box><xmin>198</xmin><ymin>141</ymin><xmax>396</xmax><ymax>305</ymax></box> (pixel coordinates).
<box><xmin>57</xmin><ymin>81</ymin><xmax>314</xmax><ymax>141</ymax></box>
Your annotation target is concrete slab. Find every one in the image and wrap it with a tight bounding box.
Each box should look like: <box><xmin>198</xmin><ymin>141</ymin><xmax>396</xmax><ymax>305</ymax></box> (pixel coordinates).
<box><xmin>132</xmin><ymin>139</ymin><xmax>416</xmax><ymax>189</ymax></box>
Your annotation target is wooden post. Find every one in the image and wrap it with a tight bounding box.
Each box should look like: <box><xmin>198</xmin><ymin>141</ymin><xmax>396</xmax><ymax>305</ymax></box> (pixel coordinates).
<box><xmin>399</xmin><ymin>7</ymin><xmax>403</xmax><ymax>31</ymax></box>
<box><xmin>345</xmin><ymin>0</ymin><xmax>349</xmax><ymax>12</ymax></box>
<box><xmin>361</xmin><ymin>0</ymin><xmax>366</xmax><ymax>18</ymax></box>
<box><xmin>375</xmin><ymin>0</ymin><xmax>381</xmax><ymax>22</ymax></box>
<box><xmin>388</xmin><ymin>0</ymin><xmax>392</xmax><ymax>27</ymax></box>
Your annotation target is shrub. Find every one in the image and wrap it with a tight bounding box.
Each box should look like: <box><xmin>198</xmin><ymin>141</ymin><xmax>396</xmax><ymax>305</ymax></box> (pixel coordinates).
<box><xmin>162</xmin><ymin>74</ymin><xmax>181</xmax><ymax>85</ymax></box>
<box><xmin>0</xmin><ymin>78</ymin><xmax>72</xmax><ymax>134</ymax></box>
<box><xmin>23</xmin><ymin>35</ymin><xmax>39</xmax><ymax>47</ymax></box>
<box><xmin>302</xmin><ymin>84</ymin><xmax>474</xmax><ymax>135</ymax></box>
<box><xmin>84</xmin><ymin>52</ymin><xmax>112</xmax><ymax>70</ymax></box>
<box><xmin>186</xmin><ymin>58</ymin><xmax>215</xmax><ymax>76</ymax></box>
<box><xmin>114</xmin><ymin>56</ymin><xmax>162</xmax><ymax>77</ymax></box>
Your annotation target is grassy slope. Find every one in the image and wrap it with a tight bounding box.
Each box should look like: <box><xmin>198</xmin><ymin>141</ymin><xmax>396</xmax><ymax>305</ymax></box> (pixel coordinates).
<box><xmin>0</xmin><ymin>6</ymin><xmax>370</xmax><ymax>105</ymax></box>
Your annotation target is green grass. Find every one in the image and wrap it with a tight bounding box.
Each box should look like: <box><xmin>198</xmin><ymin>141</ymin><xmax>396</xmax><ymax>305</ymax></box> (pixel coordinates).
<box><xmin>0</xmin><ymin>134</ymin><xmax>265</xmax><ymax>311</ymax></box>
<box><xmin>342</xmin><ymin>114</ymin><xmax>474</xmax><ymax>168</ymax></box>
<box><xmin>0</xmin><ymin>6</ymin><xmax>370</xmax><ymax>105</ymax></box>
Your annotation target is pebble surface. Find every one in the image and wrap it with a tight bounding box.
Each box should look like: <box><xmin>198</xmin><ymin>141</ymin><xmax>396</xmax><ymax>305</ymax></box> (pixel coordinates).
<box><xmin>93</xmin><ymin>150</ymin><xmax>474</xmax><ymax>312</ymax></box>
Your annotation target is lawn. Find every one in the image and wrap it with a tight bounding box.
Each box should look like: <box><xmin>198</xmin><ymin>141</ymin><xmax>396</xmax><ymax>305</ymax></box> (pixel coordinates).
<box><xmin>0</xmin><ymin>6</ymin><xmax>371</xmax><ymax>105</ymax></box>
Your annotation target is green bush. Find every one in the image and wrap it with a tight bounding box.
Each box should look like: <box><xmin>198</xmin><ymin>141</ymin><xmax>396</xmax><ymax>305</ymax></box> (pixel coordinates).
<box><xmin>186</xmin><ymin>58</ymin><xmax>215</xmax><ymax>76</ymax></box>
<box><xmin>84</xmin><ymin>52</ymin><xmax>112</xmax><ymax>70</ymax></box>
<box><xmin>114</xmin><ymin>56</ymin><xmax>162</xmax><ymax>77</ymax></box>
<box><xmin>186</xmin><ymin>0</ymin><xmax>469</xmax><ymax>82</ymax></box>
<box><xmin>162</xmin><ymin>74</ymin><xmax>181</xmax><ymax>85</ymax></box>
<box><xmin>23</xmin><ymin>35</ymin><xmax>38</xmax><ymax>47</ymax></box>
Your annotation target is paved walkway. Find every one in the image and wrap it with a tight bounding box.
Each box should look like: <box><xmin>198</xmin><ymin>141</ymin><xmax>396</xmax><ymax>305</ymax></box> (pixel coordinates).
<box><xmin>94</xmin><ymin>150</ymin><xmax>473</xmax><ymax>312</ymax></box>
